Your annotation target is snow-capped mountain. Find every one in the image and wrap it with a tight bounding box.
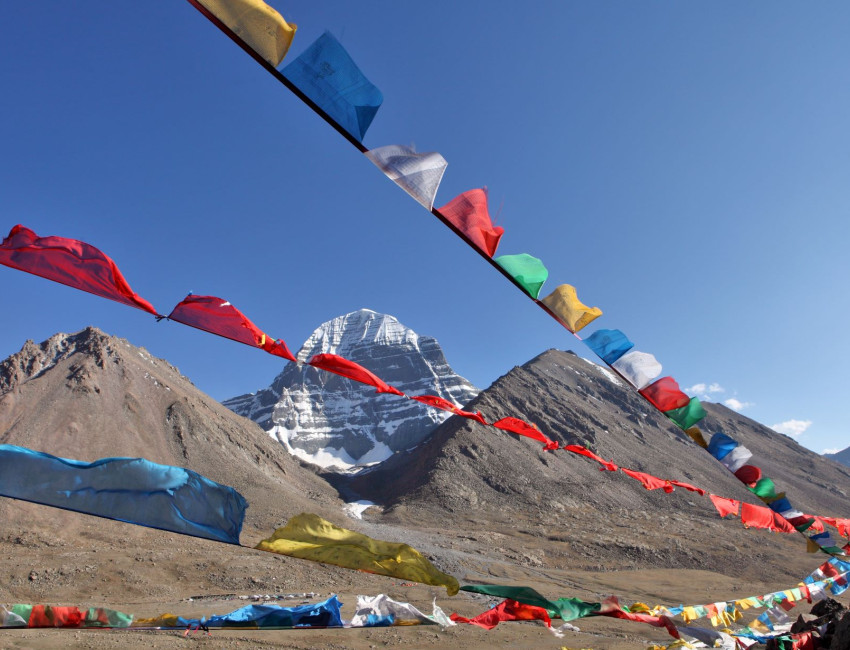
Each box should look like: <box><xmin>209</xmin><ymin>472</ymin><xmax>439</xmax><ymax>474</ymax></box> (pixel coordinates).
<box><xmin>224</xmin><ymin>309</ymin><xmax>479</xmax><ymax>471</ymax></box>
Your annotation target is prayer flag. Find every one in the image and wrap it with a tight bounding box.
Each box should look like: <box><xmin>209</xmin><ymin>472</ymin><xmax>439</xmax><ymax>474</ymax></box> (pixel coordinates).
<box><xmin>707</xmin><ymin>432</ymin><xmax>738</xmax><ymax>461</ymax></box>
<box><xmin>709</xmin><ymin>494</ymin><xmax>740</xmax><ymax>518</ymax></box>
<box><xmin>436</xmin><ymin>189</ymin><xmax>504</xmax><ymax>257</ymax></box>
<box><xmin>735</xmin><ymin>465</ymin><xmax>762</xmax><ymax>485</ymax></box>
<box><xmin>561</xmin><ymin>445</ymin><xmax>618</xmax><ymax>471</ymax></box>
<box><xmin>0</xmin><ymin>224</ymin><xmax>157</xmax><ymax>315</ymax></box>
<box><xmin>451</xmin><ymin>599</ymin><xmax>553</xmax><ymax>631</ymax></box>
<box><xmin>750</xmin><ymin>477</ymin><xmax>778</xmax><ymax>500</ymax></box>
<box><xmin>350</xmin><ymin>594</ymin><xmax>454</xmax><ymax>628</ymax></box>
<box><xmin>491</xmin><ymin>417</ymin><xmax>558</xmax><ymax>450</ymax></box>
<box><xmin>742</xmin><ymin>503</ymin><xmax>776</xmax><ymax>530</ymax></box>
<box><xmin>669</xmin><ymin>480</ymin><xmax>705</xmax><ymax>495</ymax></box>
<box><xmin>206</xmin><ymin>597</ymin><xmax>343</xmax><ymax>628</ymax></box>
<box><xmin>718</xmin><ymin>445</ymin><xmax>753</xmax><ymax>473</ymax></box>
<box><xmin>494</xmin><ymin>253</ymin><xmax>548</xmax><ymax>298</ymax></box>
<box><xmin>621</xmin><ymin>468</ymin><xmax>674</xmax><ymax>492</ymax></box>
<box><xmin>684</xmin><ymin>427</ymin><xmax>708</xmax><ymax>448</ymax></box>
<box><xmin>0</xmin><ymin>444</ymin><xmax>247</xmax><ymax>544</ymax></box>
<box><xmin>255</xmin><ymin>513</ymin><xmax>459</xmax><ymax>595</ymax></box>
<box><xmin>584</xmin><ymin>329</ymin><xmax>634</xmax><ymax>365</ymax></box>
<box><xmin>409</xmin><ymin>395</ymin><xmax>486</xmax><ymax>425</ymax></box>
<box><xmin>283</xmin><ymin>32</ymin><xmax>382</xmax><ymax>141</ymax></box>
<box><xmin>611</xmin><ymin>350</ymin><xmax>662</xmax><ymax>390</ymax></box>
<box><xmin>665</xmin><ymin>397</ymin><xmax>706</xmax><ymax>430</ymax></box>
<box><xmin>539</xmin><ymin>284</ymin><xmax>602</xmax><ymax>333</ymax></box>
<box><xmin>195</xmin><ymin>0</ymin><xmax>296</xmax><ymax>66</ymax></box>
<box><xmin>307</xmin><ymin>354</ymin><xmax>404</xmax><ymax>395</ymax></box>
<box><xmin>639</xmin><ymin>377</ymin><xmax>690</xmax><ymax>412</ymax></box>
<box><xmin>365</xmin><ymin>145</ymin><xmax>447</xmax><ymax>209</ymax></box>
<box><xmin>167</xmin><ymin>294</ymin><xmax>296</xmax><ymax>361</ymax></box>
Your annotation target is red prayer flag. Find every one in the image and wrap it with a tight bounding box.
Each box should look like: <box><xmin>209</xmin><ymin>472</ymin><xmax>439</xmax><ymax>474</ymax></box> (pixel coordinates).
<box><xmin>450</xmin><ymin>599</ymin><xmax>553</xmax><ymax>631</ymax></box>
<box><xmin>669</xmin><ymin>480</ymin><xmax>706</xmax><ymax>496</ymax></box>
<box><xmin>27</xmin><ymin>605</ymin><xmax>84</xmax><ymax>628</ymax></box>
<box><xmin>167</xmin><ymin>295</ymin><xmax>296</xmax><ymax>362</ymax></box>
<box><xmin>308</xmin><ymin>353</ymin><xmax>404</xmax><ymax>396</ymax></box>
<box><xmin>734</xmin><ymin>464</ymin><xmax>762</xmax><ymax>485</ymax></box>
<box><xmin>436</xmin><ymin>189</ymin><xmax>504</xmax><ymax>258</ymax></box>
<box><xmin>741</xmin><ymin>502</ymin><xmax>776</xmax><ymax>530</ymax></box>
<box><xmin>790</xmin><ymin>631</ymin><xmax>817</xmax><ymax>650</ymax></box>
<box><xmin>0</xmin><ymin>224</ymin><xmax>157</xmax><ymax>314</ymax></box>
<box><xmin>709</xmin><ymin>494</ymin><xmax>740</xmax><ymax>518</ymax></box>
<box><xmin>409</xmin><ymin>394</ymin><xmax>487</xmax><ymax>425</ymax></box>
<box><xmin>562</xmin><ymin>445</ymin><xmax>618</xmax><ymax>471</ymax></box>
<box><xmin>621</xmin><ymin>468</ymin><xmax>674</xmax><ymax>493</ymax></box>
<box><xmin>491</xmin><ymin>417</ymin><xmax>558</xmax><ymax>450</ymax></box>
<box><xmin>592</xmin><ymin>597</ymin><xmax>679</xmax><ymax>639</ymax></box>
<box><xmin>638</xmin><ymin>377</ymin><xmax>690</xmax><ymax>412</ymax></box>
<box><xmin>772</xmin><ymin>513</ymin><xmax>796</xmax><ymax>533</ymax></box>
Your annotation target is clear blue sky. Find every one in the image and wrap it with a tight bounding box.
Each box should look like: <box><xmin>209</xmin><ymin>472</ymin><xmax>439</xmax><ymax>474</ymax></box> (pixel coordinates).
<box><xmin>1</xmin><ymin>2</ymin><xmax>848</xmax><ymax>454</ymax></box>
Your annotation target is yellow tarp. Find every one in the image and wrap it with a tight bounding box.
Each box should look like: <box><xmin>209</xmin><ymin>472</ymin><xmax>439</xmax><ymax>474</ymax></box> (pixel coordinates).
<box><xmin>540</xmin><ymin>284</ymin><xmax>602</xmax><ymax>333</ymax></box>
<box><xmin>255</xmin><ymin>513</ymin><xmax>459</xmax><ymax>595</ymax></box>
<box><xmin>197</xmin><ymin>0</ymin><xmax>296</xmax><ymax>66</ymax></box>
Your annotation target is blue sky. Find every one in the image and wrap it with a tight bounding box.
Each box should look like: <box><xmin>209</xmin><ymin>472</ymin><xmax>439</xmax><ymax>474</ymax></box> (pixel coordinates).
<box><xmin>1</xmin><ymin>2</ymin><xmax>848</xmax><ymax>454</ymax></box>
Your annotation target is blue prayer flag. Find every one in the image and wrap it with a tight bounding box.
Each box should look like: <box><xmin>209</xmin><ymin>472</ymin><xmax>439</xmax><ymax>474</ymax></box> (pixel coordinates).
<box><xmin>584</xmin><ymin>329</ymin><xmax>634</xmax><ymax>365</ymax></box>
<box><xmin>707</xmin><ymin>432</ymin><xmax>738</xmax><ymax>461</ymax></box>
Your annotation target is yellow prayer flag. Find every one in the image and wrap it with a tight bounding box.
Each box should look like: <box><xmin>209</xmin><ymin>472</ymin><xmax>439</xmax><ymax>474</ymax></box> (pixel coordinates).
<box><xmin>540</xmin><ymin>284</ymin><xmax>602</xmax><ymax>333</ymax></box>
<box><xmin>255</xmin><ymin>513</ymin><xmax>460</xmax><ymax>595</ymax></box>
<box><xmin>684</xmin><ymin>427</ymin><xmax>708</xmax><ymax>448</ymax></box>
<box><xmin>196</xmin><ymin>0</ymin><xmax>296</xmax><ymax>66</ymax></box>
<box><xmin>750</xmin><ymin>618</ymin><xmax>770</xmax><ymax>633</ymax></box>
<box><xmin>681</xmin><ymin>606</ymin><xmax>698</xmax><ymax>624</ymax></box>
<box><xmin>131</xmin><ymin>613</ymin><xmax>180</xmax><ymax>627</ymax></box>
<box><xmin>807</xmin><ymin>538</ymin><xmax>821</xmax><ymax>553</ymax></box>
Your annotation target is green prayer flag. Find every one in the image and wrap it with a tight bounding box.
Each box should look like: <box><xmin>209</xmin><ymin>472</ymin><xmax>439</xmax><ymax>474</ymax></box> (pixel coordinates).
<box><xmin>460</xmin><ymin>584</ymin><xmax>598</xmax><ymax>621</ymax></box>
<box><xmin>750</xmin><ymin>477</ymin><xmax>777</xmax><ymax>499</ymax></box>
<box><xmin>665</xmin><ymin>397</ymin><xmax>706</xmax><ymax>430</ymax></box>
<box><xmin>494</xmin><ymin>253</ymin><xmax>548</xmax><ymax>298</ymax></box>
<box><xmin>11</xmin><ymin>604</ymin><xmax>32</xmax><ymax>622</ymax></box>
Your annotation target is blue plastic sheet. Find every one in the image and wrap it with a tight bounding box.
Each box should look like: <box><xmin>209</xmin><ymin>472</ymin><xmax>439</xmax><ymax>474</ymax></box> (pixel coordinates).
<box><xmin>0</xmin><ymin>444</ymin><xmax>247</xmax><ymax>545</ymax></box>
<box><xmin>707</xmin><ymin>432</ymin><xmax>738</xmax><ymax>461</ymax></box>
<box><xmin>283</xmin><ymin>32</ymin><xmax>382</xmax><ymax>142</ymax></box>
<box><xmin>584</xmin><ymin>329</ymin><xmax>634</xmax><ymax>365</ymax></box>
<box><xmin>206</xmin><ymin>596</ymin><xmax>343</xmax><ymax>628</ymax></box>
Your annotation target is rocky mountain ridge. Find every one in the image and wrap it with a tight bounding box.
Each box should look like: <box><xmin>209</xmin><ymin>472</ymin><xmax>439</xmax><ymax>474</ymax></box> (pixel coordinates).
<box><xmin>826</xmin><ymin>446</ymin><xmax>850</xmax><ymax>468</ymax></box>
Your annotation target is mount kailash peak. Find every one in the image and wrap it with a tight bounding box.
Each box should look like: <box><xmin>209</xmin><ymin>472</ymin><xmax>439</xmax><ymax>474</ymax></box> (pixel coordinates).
<box><xmin>224</xmin><ymin>309</ymin><xmax>479</xmax><ymax>471</ymax></box>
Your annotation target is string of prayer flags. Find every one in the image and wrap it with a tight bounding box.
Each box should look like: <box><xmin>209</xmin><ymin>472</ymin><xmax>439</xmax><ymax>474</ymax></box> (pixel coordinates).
<box><xmin>308</xmin><ymin>353</ymin><xmax>405</xmax><ymax>396</ymax></box>
<box><xmin>255</xmin><ymin>513</ymin><xmax>460</xmax><ymax>595</ymax></box>
<box><xmin>3</xmin><ymin>605</ymin><xmax>133</xmax><ymax>629</ymax></box>
<box><xmin>639</xmin><ymin>377</ymin><xmax>691</xmax><ymax>413</ymax></box>
<box><xmin>491</xmin><ymin>417</ymin><xmax>559</xmax><ymax>450</ymax></box>
<box><xmin>436</xmin><ymin>189</ymin><xmax>504</xmax><ymax>258</ymax></box>
<box><xmin>493</xmin><ymin>253</ymin><xmax>548</xmax><ymax>298</ymax></box>
<box><xmin>408</xmin><ymin>394</ymin><xmax>487</xmax><ymax>425</ymax></box>
<box><xmin>0</xmin><ymin>444</ymin><xmax>247</xmax><ymax>545</ymax></box>
<box><xmin>665</xmin><ymin>398</ymin><xmax>707</xmax><ymax>430</ymax></box>
<box><xmin>365</xmin><ymin>145</ymin><xmax>448</xmax><ymax>210</ymax></box>
<box><xmin>167</xmin><ymin>294</ymin><xmax>297</xmax><ymax>361</ymax></box>
<box><xmin>0</xmin><ymin>225</ymin><xmax>157</xmax><ymax>315</ymax></box>
<box><xmin>584</xmin><ymin>329</ymin><xmax>634</xmax><ymax>365</ymax></box>
<box><xmin>283</xmin><ymin>32</ymin><xmax>382</xmax><ymax>142</ymax></box>
<box><xmin>611</xmin><ymin>350</ymin><xmax>663</xmax><ymax>390</ymax></box>
<box><xmin>539</xmin><ymin>284</ymin><xmax>602</xmax><ymax>333</ymax></box>
<box><xmin>194</xmin><ymin>0</ymin><xmax>296</xmax><ymax>66</ymax></box>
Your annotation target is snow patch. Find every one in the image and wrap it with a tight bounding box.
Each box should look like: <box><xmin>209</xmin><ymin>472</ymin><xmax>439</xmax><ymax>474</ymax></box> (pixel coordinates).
<box><xmin>343</xmin><ymin>500</ymin><xmax>376</xmax><ymax>519</ymax></box>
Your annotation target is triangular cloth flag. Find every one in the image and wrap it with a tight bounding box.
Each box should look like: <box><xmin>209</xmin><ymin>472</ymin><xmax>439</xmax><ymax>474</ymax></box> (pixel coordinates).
<box><xmin>709</xmin><ymin>494</ymin><xmax>740</xmax><ymax>518</ymax></box>
<box><xmin>0</xmin><ymin>224</ymin><xmax>157</xmax><ymax>314</ymax></box>
<box><xmin>0</xmin><ymin>444</ymin><xmax>247</xmax><ymax>544</ymax></box>
<box><xmin>540</xmin><ymin>284</ymin><xmax>602</xmax><ymax>333</ymax></box>
<box><xmin>194</xmin><ymin>0</ymin><xmax>296</xmax><ymax>66</ymax></box>
<box><xmin>621</xmin><ymin>468</ymin><xmax>674</xmax><ymax>492</ymax></box>
<box><xmin>167</xmin><ymin>294</ymin><xmax>296</xmax><ymax>361</ymax></box>
<box><xmin>561</xmin><ymin>445</ymin><xmax>618</xmax><ymax>471</ymax></box>
<box><xmin>409</xmin><ymin>394</ymin><xmax>487</xmax><ymax>425</ymax></box>
<box><xmin>611</xmin><ymin>350</ymin><xmax>662</xmax><ymax>390</ymax></box>
<box><xmin>436</xmin><ymin>189</ymin><xmax>504</xmax><ymax>258</ymax></box>
<box><xmin>365</xmin><ymin>145</ymin><xmax>447</xmax><ymax>209</ymax></box>
<box><xmin>283</xmin><ymin>31</ymin><xmax>382</xmax><ymax>141</ymax></box>
<box><xmin>307</xmin><ymin>354</ymin><xmax>404</xmax><ymax>396</ymax></box>
<box><xmin>639</xmin><ymin>377</ymin><xmax>690</xmax><ymax>412</ymax></box>
<box><xmin>491</xmin><ymin>417</ymin><xmax>558</xmax><ymax>450</ymax></box>
<box><xmin>255</xmin><ymin>513</ymin><xmax>460</xmax><ymax>595</ymax></box>
<box><xmin>665</xmin><ymin>397</ymin><xmax>706</xmax><ymax>430</ymax></box>
<box><xmin>494</xmin><ymin>253</ymin><xmax>548</xmax><ymax>298</ymax></box>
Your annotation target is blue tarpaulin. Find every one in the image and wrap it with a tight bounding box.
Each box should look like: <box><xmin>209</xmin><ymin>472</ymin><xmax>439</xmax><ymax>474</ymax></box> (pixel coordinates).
<box><xmin>283</xmin><ymin>32</ymin><xmax>382</xmax><ymax>142</ymax></box>
<box><xmin>584</xmin><ymin>329</ymin><xmax>634</xmax><ymax>365</ymax></box>
<box><xmin>0</xmin><ymin>444</ymin><xmax>247</xmax><ymax>545</ymax></box>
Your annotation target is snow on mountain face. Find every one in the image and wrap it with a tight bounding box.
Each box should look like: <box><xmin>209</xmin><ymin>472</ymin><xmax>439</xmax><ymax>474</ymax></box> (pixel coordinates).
<box><xmin>224</xmin><ymin>309</ymin><xmax>479</xmax><ymax>471</ymax></box>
